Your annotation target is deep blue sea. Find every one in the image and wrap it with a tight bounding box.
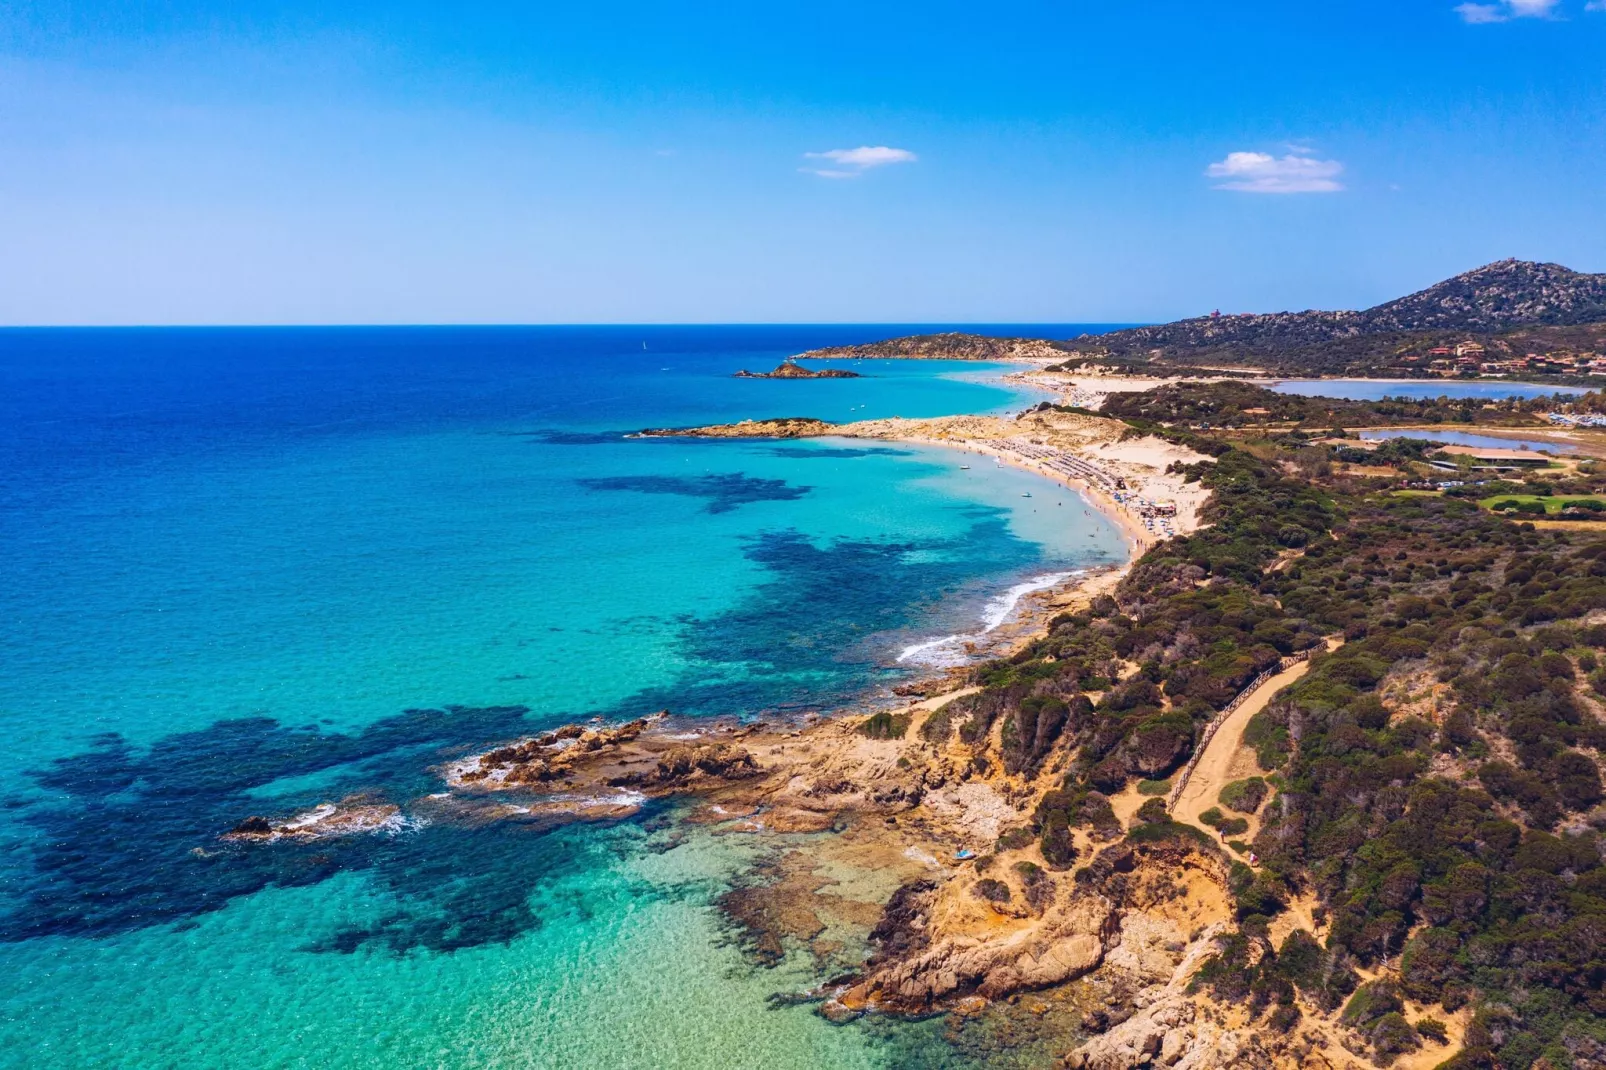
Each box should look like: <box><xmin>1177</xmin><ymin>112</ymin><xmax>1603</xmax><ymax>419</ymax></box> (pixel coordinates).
<box><xmin>0</xmin><ymin>326</ymin><xmax>1125</xmax><ymax>1068</ymax></box>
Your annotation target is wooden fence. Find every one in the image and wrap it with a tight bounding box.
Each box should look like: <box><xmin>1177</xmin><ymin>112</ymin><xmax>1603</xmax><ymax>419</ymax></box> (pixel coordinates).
<box><xmin>1164</xmin><ymin>648</ymin><xmax>1315</xmax><ymax>809</ymax></box>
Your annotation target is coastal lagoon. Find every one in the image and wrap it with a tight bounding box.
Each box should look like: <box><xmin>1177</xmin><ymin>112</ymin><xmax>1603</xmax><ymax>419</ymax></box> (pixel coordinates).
<box><xmin>0</xmin><ymin>327</ymin><xmax>1123</xmax><ymax>1068</ymax></box>
<box><xmin>1270</xmin><ymin>378</ymin><xmax>1590</xmax><ymax>402</ymax></box>
<box><xmin>1358</xmin><ymin>428</ymin><xmax>1574</xmax><ymax>455</ymax></box>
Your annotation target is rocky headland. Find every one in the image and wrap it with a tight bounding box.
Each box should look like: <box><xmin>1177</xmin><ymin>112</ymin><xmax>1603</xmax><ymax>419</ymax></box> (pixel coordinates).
<box><xmin>796</xmin><ymin>332</ymin><xmax>1069</xmax><ymax>362</ymax></box>
<box><xmin>734</xmin><ymin>361</ymin><xmax>861</xmax><ymax>379</ymax></box>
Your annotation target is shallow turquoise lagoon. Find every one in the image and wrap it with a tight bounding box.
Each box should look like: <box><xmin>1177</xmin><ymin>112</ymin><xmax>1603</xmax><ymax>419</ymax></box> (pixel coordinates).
<box><xmin>0</xmin><ymin>327</ymin><xmax>1122</xmax><ymax>1068</ymax></box>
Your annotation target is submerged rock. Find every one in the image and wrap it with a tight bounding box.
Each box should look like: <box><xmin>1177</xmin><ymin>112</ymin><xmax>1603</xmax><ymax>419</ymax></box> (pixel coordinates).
<box><xmin>819</xmin><ymin>999</ymin><xmax>863</xmax><ymax>1025</ymax></box>
<box><xmin>221</xmin><ymin>796</ymin><xmax>405</xmax><ymax>842</ymax></box>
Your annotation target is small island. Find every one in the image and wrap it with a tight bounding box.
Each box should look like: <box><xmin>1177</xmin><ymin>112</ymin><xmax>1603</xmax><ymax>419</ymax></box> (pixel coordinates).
<box><xmin>734</xmin><ymin>361</ymin><xmax>861</xmax><ymax>379</ymax></box>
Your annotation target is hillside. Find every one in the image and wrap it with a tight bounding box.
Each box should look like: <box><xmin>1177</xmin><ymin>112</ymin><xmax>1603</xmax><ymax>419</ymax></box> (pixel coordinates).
<box><xmin>917</xmin><ymin>419</ymin><xmax>1606</xmax><ymax>1068</ymax></box>
<box><xmin>1069</xmin><ymin>260</ymin><xmax>1606</xmax><ymax>363</ymax></box>
<box><xmin>796</xmin><ymin>261</ymin><xmax>1606</xmax><ymax>378</ymax></box>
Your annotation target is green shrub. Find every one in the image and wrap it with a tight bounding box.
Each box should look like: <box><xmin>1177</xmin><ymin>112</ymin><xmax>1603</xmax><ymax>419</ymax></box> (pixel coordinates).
<box><xmin>1341</xmin><ymin>980</ymin><xmax>1404</xmax><ymax>1028</ymax></box>
<box><xmin>971</xmin><ymin>878</ymin><xmax>1011</xmax><ymax>904</ymax></box>
<box><xmin>1039</xmin><ymin>812</ymin><xmax>1076</xmax><ymax>870</ymax></box>
<box><xmin>1135</xmin><ymin>797</ymin><xmax>1171</xmax><ymax>824</ymax></box>
<box><xmin>1369</xmin><ymin>1012</ymin><xmax>1421</xmax><ymax>1061</ymax></box>
<box><xmin>1136</xmin><ymin>777</ymin><xmax>1172</xmax><ymax>796</ymax></box>
<box><xmin>1219</xmin><ymin>777</ymin><xmax>1269</xmax><ymax>813</ymax></box>
<box><xmin>859</xmin><ymin>711</ymin><xmax>910</xmax><ymax>739</ymax></box>
<box><xmin>1013</xmin><ymin>860</ymin><xmax>1055</xmax><ymax>912</ymax></box>
<box><xmin>1243</xmin><ymin>709</ymin><xmax>1291</xmax><ymax>770</ymax></box>
<box><xmin>919</xmin><ymin>704</ymin><xmax>955</xmax><ymax>742</ymax></box>
<box><xmin>1268</xmin><ymin>1005</ymin><xmax>1301</xmax><ymax>1034</ymax></box>
<box><xmin>1414</xmin><ymin>1018</ymin><xmax>1449</xmax><ymax>1045</ymax></box>
<box><xmin>995</xmin><ymin>827</ymin><xmax>1034</xmax><ymax>851</ymax></box>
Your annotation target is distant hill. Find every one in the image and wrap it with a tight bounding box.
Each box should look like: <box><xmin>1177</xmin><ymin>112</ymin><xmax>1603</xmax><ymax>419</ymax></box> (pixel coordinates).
<box><xmin>1364</xmin><ymin>259</ymin><xmax>1606</xmax><ymax>332</ymax></box>
<box><xmin>1072</xmin><ymin>260</ymin><xmax>1606</xmax><ymax>362</ymax></box>
<box><xmin>794</xmin><ymin>261</ymin><xmax>1606</xmax><ymax>378</ymax></box>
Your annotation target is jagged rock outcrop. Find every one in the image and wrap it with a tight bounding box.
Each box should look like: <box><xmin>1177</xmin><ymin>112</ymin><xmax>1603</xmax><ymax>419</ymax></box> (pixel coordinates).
<box><xmin>638</xmin><ymin>743</ymin><xmax>762</xmax><ymax>785</ymax></box>
<box><xmin>1062</xmin><ymin>918</ymin><xmax>1267</xmax><ymax>1070</ymax></box>
<box><xmin>452</xmin><ymin>718</ymin><xmax>654</xmax><ymax>787</ymax></box>
<box><xmin>849</xmin><ymin>887</ymin><xmax>1114</xmax><ymax>1009</ymax></box>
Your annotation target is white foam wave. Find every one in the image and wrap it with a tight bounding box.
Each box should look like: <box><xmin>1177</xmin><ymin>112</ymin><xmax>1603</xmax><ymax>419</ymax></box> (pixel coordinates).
<box><xmin>896</xmin><ymin>570</ymin><xmax>1082</xmax><ymax>667</ymax></box>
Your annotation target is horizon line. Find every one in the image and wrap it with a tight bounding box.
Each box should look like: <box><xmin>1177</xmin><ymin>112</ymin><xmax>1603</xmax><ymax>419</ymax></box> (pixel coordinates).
<box><xmin>0</xmin><ymin>321</ymin><xmax>1148</xmax><ymax>331</ymax></box>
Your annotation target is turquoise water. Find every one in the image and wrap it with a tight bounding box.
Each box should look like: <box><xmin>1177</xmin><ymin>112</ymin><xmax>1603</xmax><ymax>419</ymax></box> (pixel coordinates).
<box><xmin>0</xmin><ymin>327</ymin><xmax>1122</xmax><ymax>1068</ymax></box>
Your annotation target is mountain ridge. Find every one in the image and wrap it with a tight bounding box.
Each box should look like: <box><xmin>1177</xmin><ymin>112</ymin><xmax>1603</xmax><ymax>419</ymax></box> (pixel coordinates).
<box><xmin>1070</xmin><ymin>260</ymin><xmax>1606</xmax><ymax>359</ymax></box>
<box><xmin>795</xmin><ymin>260</ymin><xmax>1606</xmax><ymax>376</ymax></box>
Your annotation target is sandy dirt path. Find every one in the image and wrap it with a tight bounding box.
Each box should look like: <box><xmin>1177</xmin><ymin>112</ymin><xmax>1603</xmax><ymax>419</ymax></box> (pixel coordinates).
<box><xmin>1171</xmin><ymin>648</ymin><xmax>1334</xmax><ymax>839</ymax></box>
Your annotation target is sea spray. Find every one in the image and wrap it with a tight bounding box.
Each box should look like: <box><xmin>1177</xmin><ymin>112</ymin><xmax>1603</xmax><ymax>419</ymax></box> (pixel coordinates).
<box><xmin>896</xmin><ymin>569</ymin><xmax>1085</xmax><ymax>667</ymax></box>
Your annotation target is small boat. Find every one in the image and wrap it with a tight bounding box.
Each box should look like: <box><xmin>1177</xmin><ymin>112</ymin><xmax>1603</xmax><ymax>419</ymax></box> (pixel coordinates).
<box><xmin>1021</xmin><ymin>492</ymin><xmax>1032</xmax><ymax>498</ymax></box>
<box><xmin>959</xmin><ymin>465</ymin><xmax>970</xmax><ymax>470</ymax></box>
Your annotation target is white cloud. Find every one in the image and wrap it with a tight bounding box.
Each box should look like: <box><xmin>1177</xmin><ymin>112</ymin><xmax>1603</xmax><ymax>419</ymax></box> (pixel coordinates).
<box><xmin>1456</xmin><ymin>0</ymin><xmax>1560</xmax><ymax>21</ymax></box>
<box><xmin>1205</xmin><ymin>151</ymin><xmax>1345</xmax><ymax>194</ymax></box>
<box><xmin>1587</xmin><ymin>0</ymin><xmax>1605</xmax><ymax>11</ymax></box>
<box><xmin>801</xmin><ymin>145</ymin><xmax>917</xmax><ymax>177</ymax></box>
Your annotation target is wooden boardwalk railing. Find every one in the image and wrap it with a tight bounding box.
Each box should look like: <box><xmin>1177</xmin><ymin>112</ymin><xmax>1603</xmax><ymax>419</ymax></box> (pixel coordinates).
<box><xmin>1165</xmin><ymin>648</ymin><xmax>1315</xmax><ymax>809</ymax></box>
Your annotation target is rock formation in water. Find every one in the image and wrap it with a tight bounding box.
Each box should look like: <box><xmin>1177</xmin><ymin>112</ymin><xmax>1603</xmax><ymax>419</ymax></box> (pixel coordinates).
<box><xmin>733</xmin><ymin>361</ymin><xmax>860</xmax><ymax>379</ymax></box>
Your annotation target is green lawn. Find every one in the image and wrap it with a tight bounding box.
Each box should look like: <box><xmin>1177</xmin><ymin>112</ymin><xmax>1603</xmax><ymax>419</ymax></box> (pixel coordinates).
<box><xmin>1478</xmin><ymin>494</ymin><xmax>1606</xmax><ymax>515</ymax></box>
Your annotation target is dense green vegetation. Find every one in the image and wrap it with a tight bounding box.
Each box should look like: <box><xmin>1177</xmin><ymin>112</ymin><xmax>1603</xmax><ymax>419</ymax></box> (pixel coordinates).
<box><xmin>1098</xmin><ymin>380</ymin><xmax>1560</xmax><ymax>429</ymax></box>
<box><xmin>920</xmin><ymin>406</ymin><xmax>1606</xmax><ymax>1068</ymax></box>
<box><xmin>1059</xmin><ymin>321</ymin><xmax>1606</xmax><ymax>379</ymax></box>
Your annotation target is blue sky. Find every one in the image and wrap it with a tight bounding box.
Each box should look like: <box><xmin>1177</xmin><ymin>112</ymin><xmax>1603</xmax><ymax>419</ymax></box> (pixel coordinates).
<box><xmin>2</xmin><ymin>1</ymin><xmax>1603</xmax><ymax>325</ymax></box>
